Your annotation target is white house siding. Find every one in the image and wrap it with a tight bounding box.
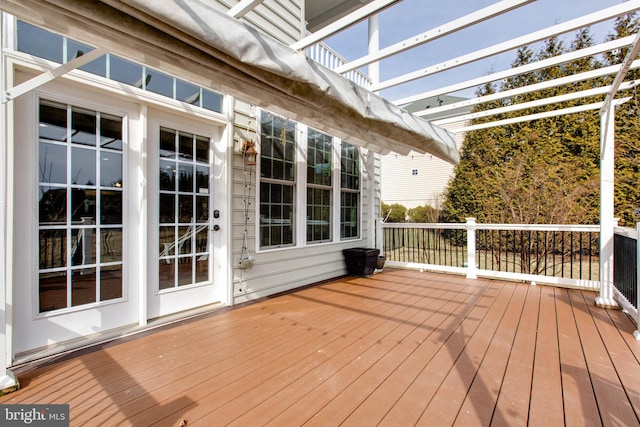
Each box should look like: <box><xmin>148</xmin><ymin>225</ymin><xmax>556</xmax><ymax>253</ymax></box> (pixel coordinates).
<box><xmin>381</xmin><ymin>121</ymin><xmax>465</xmax><ymax>210</ymax></box>
<box><xmin>0</xmin><ymin>1</ymin><xmax>382</xmax><ymax>367</ymax></box>
<box><xmin>212</xmin><ymin>0</ymin><xmax>303</xmax><ymax>44</ymax></box>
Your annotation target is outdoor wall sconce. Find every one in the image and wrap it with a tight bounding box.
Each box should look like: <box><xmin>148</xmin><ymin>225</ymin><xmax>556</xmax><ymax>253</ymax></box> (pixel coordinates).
<box><xmin>243</xmin><ymin>139</ymin><xmax>258</xmax><ymax>166</ymax></box>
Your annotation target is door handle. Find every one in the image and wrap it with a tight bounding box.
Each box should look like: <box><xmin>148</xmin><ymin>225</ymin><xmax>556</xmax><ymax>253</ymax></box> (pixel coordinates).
<box><xmin>212</xmin><ymin>224</ymin><xmax>220</xmax><ymax>231</ymax></box>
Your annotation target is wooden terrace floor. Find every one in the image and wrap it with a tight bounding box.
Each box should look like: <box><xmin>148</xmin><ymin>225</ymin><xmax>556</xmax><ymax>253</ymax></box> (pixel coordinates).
<box><xmin>2</xmin><ymin>269</ymin><xmax>640</xmax><ymax>426</ymax></box>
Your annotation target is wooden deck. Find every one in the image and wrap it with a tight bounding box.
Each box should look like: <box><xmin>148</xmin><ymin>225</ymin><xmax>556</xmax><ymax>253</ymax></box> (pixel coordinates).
<box><xmin>2</xmin><ymin>269</ymin><xmax>640</xmax><ymax>426</ymax></box>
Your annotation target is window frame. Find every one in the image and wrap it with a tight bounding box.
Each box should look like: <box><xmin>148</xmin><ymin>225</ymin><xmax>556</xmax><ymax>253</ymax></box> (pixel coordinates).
<box><xmin>258</xmin><ymin>111</ymin><xmax>297</xmax><ymax>249</ymax></box>
<box><xmin>340</xmin><ymin>141</ymin><xmax>361</xmax><ymax>240</ymax></box>
<box><xmin>305</xmin><ymin>128</ymin><xmax>334</xmax><ymax>244</ymax></box>
<box><xmin>257</xmin><ymin>110</ymin><xmax>363</xmax><ymax>251</ymax></box>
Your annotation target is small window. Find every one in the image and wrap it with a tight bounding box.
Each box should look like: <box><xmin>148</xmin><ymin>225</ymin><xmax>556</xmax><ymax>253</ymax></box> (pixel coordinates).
<box><xmin>16</xmin><ymin>21</ymin><xmax>224</xmax><ymax>114</ymax></box>
<box><xmin>17</xmin><ymin>21</ymin><xmax>63</xmax><ymax>63</ymax></box>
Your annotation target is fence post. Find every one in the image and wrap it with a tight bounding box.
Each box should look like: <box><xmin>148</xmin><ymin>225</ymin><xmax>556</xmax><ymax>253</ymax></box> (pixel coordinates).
<box><xmin>635</xmin><ymin>221</ymin><xmax>640</xmax><ymax>339</ymax></box>
<box><xmin>466</xmin><ymin>218</ymin><xmax>477</xmax><ymax>279</ymax></box>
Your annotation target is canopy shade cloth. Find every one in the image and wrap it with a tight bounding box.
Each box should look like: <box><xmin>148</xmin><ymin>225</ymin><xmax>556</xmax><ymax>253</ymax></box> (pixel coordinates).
<box><xmin>2</xmin><ymin>0</ymin><xmax>459</xmax><ymax>163</ymax></box>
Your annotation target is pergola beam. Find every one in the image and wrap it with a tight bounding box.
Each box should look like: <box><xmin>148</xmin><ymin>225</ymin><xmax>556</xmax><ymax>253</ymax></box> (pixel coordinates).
<box><xmin>416</xmin><ymin>59</ymin><xmax>640</xmax><ymax>119</ymax></box>
<box><xmin>452</xmin><ymin>97</ymin><xmax>631</xmax><ymax>133</ymax></box>
<box><xmin>601</xmin><ymin>31</ymin><xmax>640</xmax><ymax>116</ymax></box>
<box><xmin>335</xmin><ymin>0</ymin><xmax>534</xmax><ymax>74</ymax></box>
<box><xmin>395</xmin><ymin>35</ymin><xmax>635</xmax><ymax>106</ymax></box>
<box><xmin>434</xmin><ymin>80</ymin><xmax>640</xmax><ymax>126</ymax></box>
<box><xmin>372</xmin><ymin>1</ymin><xmax>640</xmax><ymax>93</ymax></box>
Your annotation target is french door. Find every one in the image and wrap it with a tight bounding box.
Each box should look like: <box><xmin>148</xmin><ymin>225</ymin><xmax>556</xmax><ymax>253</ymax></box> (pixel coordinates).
<box><xmin>12</xmin><ymin>81</ymin><xmax>227</xmax><ymax>359</ymax></box>
<box><xmin>13</xmin><ymin>88</ymin><xmax>140</xmax><ymax>357</ymax></box>
<box><xmin>147</xmin><ymin>113</ymin><xmax>222</xmax><ymax>318</ymax></box>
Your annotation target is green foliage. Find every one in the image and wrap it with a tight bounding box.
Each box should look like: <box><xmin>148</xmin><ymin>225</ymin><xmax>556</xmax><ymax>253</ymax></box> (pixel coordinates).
<box><xmin>443</xmin><ymin>17</ymin><xmax>639</xmax><ymax>226</ymax></box>
<box><xmin>381</xmin><ymin>202</ymin><xmax>407</xmax><ymax>223</ymax></box>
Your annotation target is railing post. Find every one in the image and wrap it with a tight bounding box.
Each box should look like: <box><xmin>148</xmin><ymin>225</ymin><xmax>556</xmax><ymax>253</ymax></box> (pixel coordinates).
<box><xmin>466</xmin><ymin>218</ymin><xmax>477</xmax><ymax>279</ymax></box>
<box><xmin>596</xmin><ymin>106</ymin><xmax>619</xmax><ymax>308</ymax></box>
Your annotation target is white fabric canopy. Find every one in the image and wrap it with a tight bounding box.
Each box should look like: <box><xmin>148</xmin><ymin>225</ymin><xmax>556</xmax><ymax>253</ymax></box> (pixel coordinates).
<box><xmin>2</xmin><ymin>0</ymin><xmax>459</xmax><ymax>162</ymax></box>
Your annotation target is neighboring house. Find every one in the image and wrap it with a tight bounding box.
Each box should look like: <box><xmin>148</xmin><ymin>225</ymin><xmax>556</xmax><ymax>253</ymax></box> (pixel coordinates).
<box><xmin>382</xmin><ymin>95</ymin><xmax>471</xmax><ymax>210</ymax></box>
<box><xmin>0</xmin><ymin>0</ymin><xmax>457</xmax><ymax>381</ymax></box>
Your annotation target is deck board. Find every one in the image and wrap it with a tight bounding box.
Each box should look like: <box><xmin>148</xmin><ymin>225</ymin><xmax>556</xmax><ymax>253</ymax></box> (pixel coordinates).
<box><xmin>2</xmin><ymin>269</ymin><xmax>639</xmax><ymax>426</ymax></box>
<box><xmin>529</xmin><ymin>286</ymin><xmax>565</xmax><ymax>426</ymax></box>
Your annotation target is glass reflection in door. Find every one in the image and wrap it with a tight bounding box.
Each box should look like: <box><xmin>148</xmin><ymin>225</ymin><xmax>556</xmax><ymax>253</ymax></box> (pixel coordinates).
<box><xmin>158</xmin><ymin>127</ymin><xmax>210</xmax><ymax>289</ymax></box>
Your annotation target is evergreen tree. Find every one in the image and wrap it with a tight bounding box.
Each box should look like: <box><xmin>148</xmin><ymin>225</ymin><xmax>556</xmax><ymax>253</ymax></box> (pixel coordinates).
<box><xmin>442</xmin><ymin>22</ymin><xmax>637</xmax><ymax>226</ymax></box>
<box><xmin>605</xmin><ymin>13</ymin><xmax>640</xmax><ymax>226</ymax></box>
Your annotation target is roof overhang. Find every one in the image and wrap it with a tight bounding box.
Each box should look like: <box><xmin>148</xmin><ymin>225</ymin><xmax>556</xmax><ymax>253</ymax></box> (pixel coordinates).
<box><xmin>1</xmin><ymin>0</ymin><xmax>459</xmax><ymax>163</ymax></box>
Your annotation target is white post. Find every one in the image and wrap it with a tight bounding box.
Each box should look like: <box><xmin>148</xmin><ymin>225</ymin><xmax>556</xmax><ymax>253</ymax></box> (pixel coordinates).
<box><xmin>595</xmin><ymin>107</ymin><xmax>618</xmax><ymax>308</ymax></box>
<box><xmin>0</xmin><ymin>15</ymin><xmax>18</xmax><ymax>392</ymax></box>
<box><xmin>368</xmin><ymin>15</ymin><xmax>380</xmax><ymax>90</ymax></box>
<box><xmin>466</xmin><ymin>218</ymin><xmax>477</xmax><ymax>279</ymax></box>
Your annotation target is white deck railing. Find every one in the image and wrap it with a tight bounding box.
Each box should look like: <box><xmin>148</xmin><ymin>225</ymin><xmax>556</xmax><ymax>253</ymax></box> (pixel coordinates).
<box><xmin>377</xmin><ymin>218</ymin><xmax>602</xmax><ymax>290</ymax></box>
<box><xmin>305</xmin><ymin>44</ymin><xmax>372</xmax><ymax>88</ymax></box>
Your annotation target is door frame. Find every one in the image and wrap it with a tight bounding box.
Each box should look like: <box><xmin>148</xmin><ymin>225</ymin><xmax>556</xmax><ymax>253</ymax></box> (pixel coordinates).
<box><xmin>145</xmin><ymin>107</ymin><xmax>231</xmax><ymax>320</ymax></box>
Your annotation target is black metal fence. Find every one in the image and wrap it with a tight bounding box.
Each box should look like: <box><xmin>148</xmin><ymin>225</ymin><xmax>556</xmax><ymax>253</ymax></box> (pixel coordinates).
<box><xmin>614</xmin><ymin>230</ymin><xmax>638</xmax><ymax>309</ymax></box>
<box><xmin>476</xmin><ymin>228</ymin><xmax>599</xmax><ymax>281</ymax></box>
<box><xmin>381</xmin><ymin>222</ymin><xmax>601</xmax><ymax>285</ymax></box>
<box><xmin>383</xmin><ymin>225</ymin><xmax>467</xmax><ymax>268</ymax></box>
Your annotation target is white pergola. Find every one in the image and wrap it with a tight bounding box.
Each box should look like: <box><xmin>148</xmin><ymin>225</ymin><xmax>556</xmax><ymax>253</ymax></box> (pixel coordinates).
<box><xmin>1</xmin><ymin>0</ymin><xmax>639</xmax><ymax>390</ymax></box>
<box><xmin>296</xmin><ymin>0</ymin><xmax>640</xmax><ymax>312</ymax></box>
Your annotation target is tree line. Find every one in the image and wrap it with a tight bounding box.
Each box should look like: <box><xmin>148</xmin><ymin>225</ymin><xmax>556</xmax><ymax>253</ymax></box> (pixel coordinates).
<box><xmin>439</xmin><ymin>14</ymin><xmax>639</xmax><ymax>227</ymax></box>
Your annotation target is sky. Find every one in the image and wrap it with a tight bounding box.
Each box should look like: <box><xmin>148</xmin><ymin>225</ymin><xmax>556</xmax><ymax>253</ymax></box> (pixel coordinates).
<box><xmin>324</xmin><ymin>0</ymin><xmax>630</xmax><ymax>102</ymax></box>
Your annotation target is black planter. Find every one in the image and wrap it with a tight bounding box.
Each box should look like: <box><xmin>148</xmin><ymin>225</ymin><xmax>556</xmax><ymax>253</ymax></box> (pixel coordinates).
<box><xmin>376</xmin><ymin>256</ymin><xmax>386</xmax><ymax>270</ymax></box>
<box><xmin>343</xmin><ymin>248</ymin><xmax>379</xmax><ymax>277</ymax></box>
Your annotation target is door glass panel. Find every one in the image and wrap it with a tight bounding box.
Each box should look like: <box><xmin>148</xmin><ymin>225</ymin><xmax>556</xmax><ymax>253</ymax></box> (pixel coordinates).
<box><xmin>178</xmin><ymin>164</ymin><xmax>194</xmax><ymax>193</ymax></box>
<box><xmin>39</xmin><ymin>229</ymin><xmax>66</xmax><ymax>269</ymax></box>
<box><xmin>71</xmin><ymin>147</ymin><xmax>96</xmax><ymax>185</ymax></box>
<box><xmin>179</xmin><ymin>132</ymin><xmax>194</xmax><ymax>160</ymax></box>
<box><xmin>100</xmin><ymin>114</ymin><xmax>123</xmax><ymax>150</ymax></box>
<box><xmin>39</xmin><ymin>187</ymin><xmax>67</xmax><ymax>224</ymax></box>
<box><xmin>71</xmin><ymin>268</ymin><xmax>97</xmax><ymax>306</ymax></box>
<box><xmin>158</xmin><ymin>128</ymin><xmax>211</xmax><ymax>289</ymax></box>
<box><xmin>37</xmin><ymin>99</ymin><xmax>124</xmax><ymax>313</ymax></box>
<box><xmin>39</xmin><ymin>272</ymin><xmax>67</xmax><ymax>313</ymax></box>
<box><xmin>39</xmin><ymin>143</ymin><xmax>67</xmax><ymax>184</ymax></box>
<box><xmin>159</xmin><ymin>160</ymin><xmax>176</xmax><ymax>191</ymax></box>
<box><xmin>101</xmin><ymin>152</ymin><xmax>122</xmax><ymax>187</ymax></box>
<box><xmin>101</xmin><ymin>267</ymin><xmax>123</xmax><ymax>300</ymax></box>
<box><xmin>100</xmin><ymin>228</ymin><xmax>122</xmax><ymax>263</ymax></box>
<box><xmin>71</xmin><ymin>108</ymin><xmax>97</xmax><ymax>146</ymax></box>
